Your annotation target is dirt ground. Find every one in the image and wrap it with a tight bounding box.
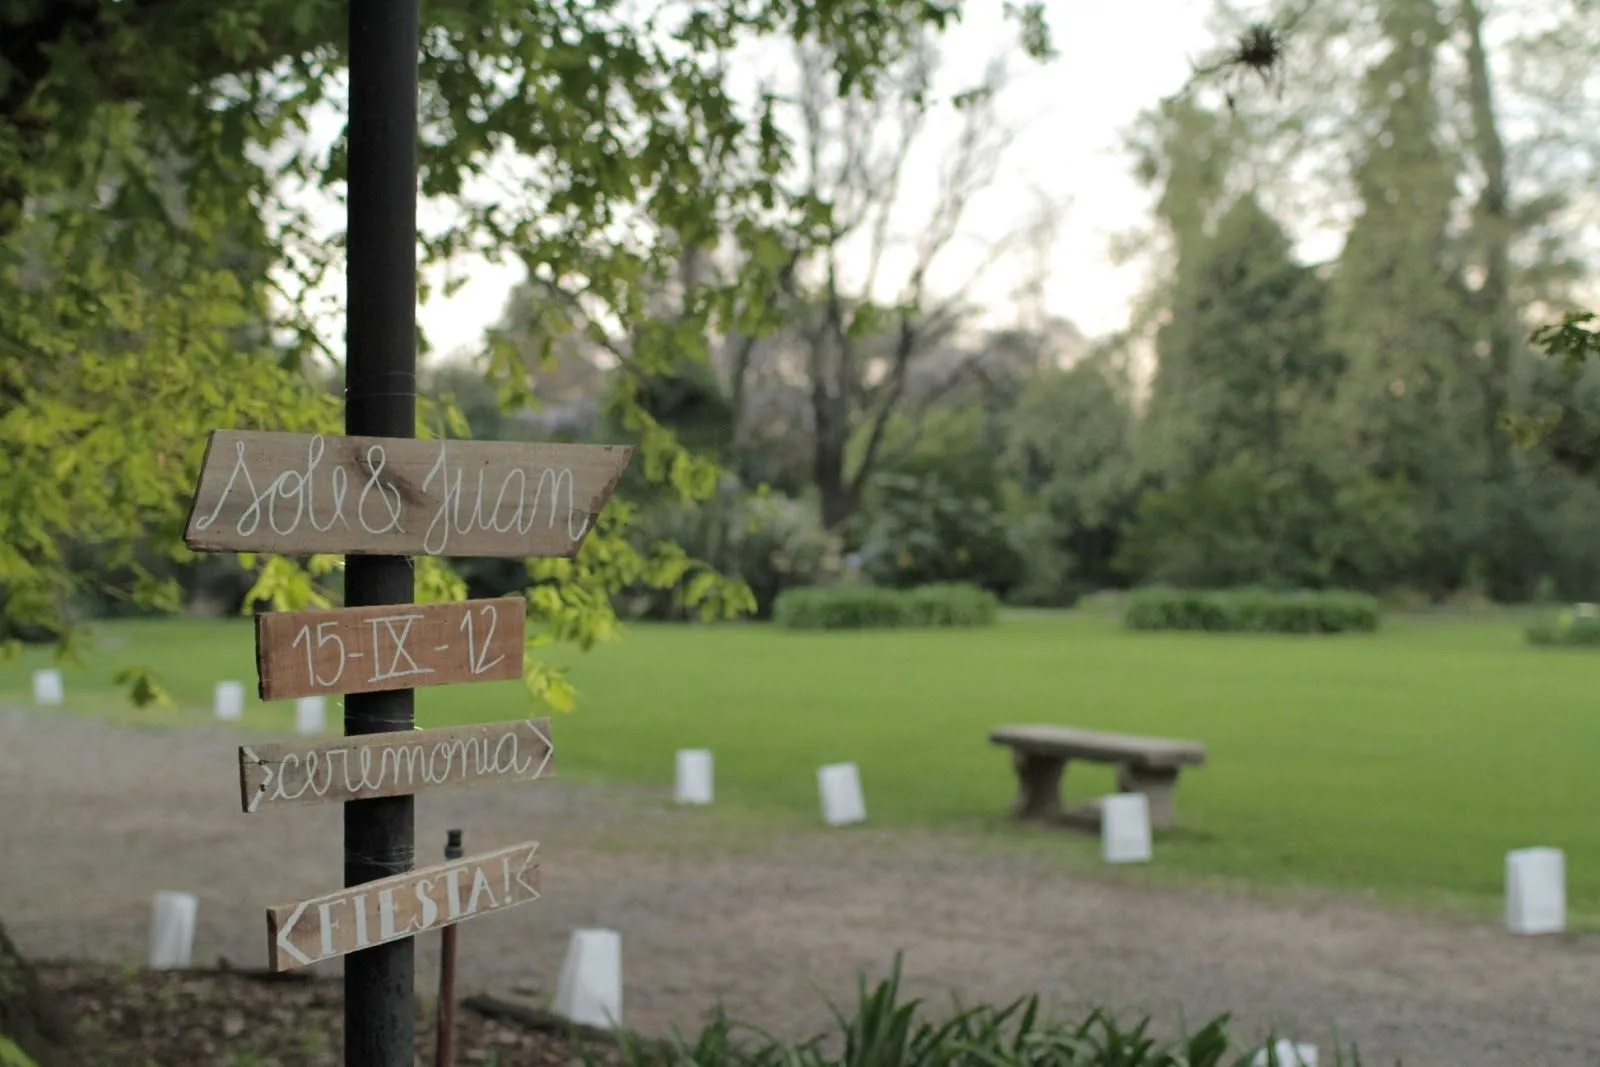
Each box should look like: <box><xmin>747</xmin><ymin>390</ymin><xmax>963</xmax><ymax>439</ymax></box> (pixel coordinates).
<box><xmin>22</xmin><ymin>961</ymin><xmax>631</xmax><ymax>1067</ymax></box>
<box><xmin>2</xmin><ymin>709</ymin><xmax>1598</xmax><ymax>1067</ymax></box>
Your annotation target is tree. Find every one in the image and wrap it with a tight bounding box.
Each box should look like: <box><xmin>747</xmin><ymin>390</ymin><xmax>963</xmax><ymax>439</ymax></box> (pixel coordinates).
<box><xmin>1146</xmin><ymin>191</ymin><xmax>1342</xmax><ymax>483</ymax></box>
<box><xmin>1460</xmin><ymin>0</ymin><xmax>1518</xmax><ymax>470</ymax></box>
<box><xmin>1328</xmin><ymin>0</ymin><xmax>1471</xmax><ymax>472</ymax></box>
<box><xmin>1</xmin><ymin>0</ymin><xmax>1050</xmax><ymax>703</ymax></box>
<box><xmin>1127</xmin><ymin>186</ymin><xmax>1412</xmax><ymax>589</ymax></box>
<box><xmin>1096</xmin><ymin>0</ymin><xmax>1600</xmax><ymax>597</ymax></box>
<box><xmin>717</xmin><ymin>35</ymin><xmax>1061</xmax><ymax>530</ymax></box>
<box><xmin>1004</xmin><ymin>347</ymin><xmax>1140</xmax><ymax>594</ymax></box>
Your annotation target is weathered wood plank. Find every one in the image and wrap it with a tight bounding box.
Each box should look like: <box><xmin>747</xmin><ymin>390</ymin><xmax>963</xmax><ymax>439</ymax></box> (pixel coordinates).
<box><xmin>266</xmin><ymin>841</ymin><xmax>541</xmax><ymax>971</ymax></box>
<box><xmin>184</xmin><ymin>430</ymin><xmax>632</xmax><ymax>558</ymax></box>
<box><xmin>255</xmin><ymin>597</ymin><xmax>525</xmax><ymax>701</ymax></box>
<box><xmin>239</xmin><ymin>718</ymin><xmax>554</xmax><ymax>813</ymax></box>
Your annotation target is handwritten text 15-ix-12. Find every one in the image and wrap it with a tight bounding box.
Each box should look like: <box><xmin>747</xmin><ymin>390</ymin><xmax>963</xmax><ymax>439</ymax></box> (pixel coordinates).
<box><xmin>254</xmin><ymin>597</ymin><xmax>526</xmax><ymax>701</ymax></box>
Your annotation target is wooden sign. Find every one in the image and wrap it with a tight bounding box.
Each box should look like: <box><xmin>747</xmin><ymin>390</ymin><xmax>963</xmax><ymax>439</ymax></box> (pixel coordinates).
<box><xmin>255</xmin><ymin>596</ymin><xmax>525</xmax><ymax>701</ymax></box>
<box><xmin>239</xmin><ymin>718</ymin><xmax>554</xmax><ymax>813</ymax></box>
<box><xmin>185</xmin><ymin>430</ymin><xmax>632</xmax><ymax>558</ymax></box>
<box><xmin>267</xmin><ymin>840</ymin><xmax>541</xmax><ymax>971</ymax></box>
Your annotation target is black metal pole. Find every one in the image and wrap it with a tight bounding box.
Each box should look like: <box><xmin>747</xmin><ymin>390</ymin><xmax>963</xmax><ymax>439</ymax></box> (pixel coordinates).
<box><xmin>345</xmin><ymin>3</ymin><xmax>419</xmax><ymax>1066</ymax></box>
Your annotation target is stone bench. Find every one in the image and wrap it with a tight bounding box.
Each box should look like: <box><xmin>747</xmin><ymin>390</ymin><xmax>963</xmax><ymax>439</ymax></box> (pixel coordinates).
<box><xmin>989</xmin><ymin>724</ymin><xmax>1207</xmax><ymax>830</ymax></box>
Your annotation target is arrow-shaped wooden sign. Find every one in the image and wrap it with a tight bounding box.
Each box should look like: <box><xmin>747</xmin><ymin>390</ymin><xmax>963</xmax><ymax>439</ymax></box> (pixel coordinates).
<box><xmin>185</xmin><ymin>430</ymin><xmax>632</xmax><ymax>558</ymax></box>
<box><xmin>239</xmin><ymin>718</ymin><xmax>554</xmax><ymax>813</ymax></box>
<box><xmin>266</xmin><ymin>840</ymin><xmax>541</xmax><ymax>971</ymax></box>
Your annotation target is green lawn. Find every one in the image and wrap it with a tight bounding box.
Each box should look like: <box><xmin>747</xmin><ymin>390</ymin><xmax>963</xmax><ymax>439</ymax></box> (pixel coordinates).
<box><xmin>3</xmin><ymin>611</ymin><xmax>1596</xmax><ymax>922</ymax></box>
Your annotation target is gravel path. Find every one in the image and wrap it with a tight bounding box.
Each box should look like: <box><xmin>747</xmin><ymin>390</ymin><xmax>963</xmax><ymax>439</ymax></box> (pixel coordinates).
<box><xmin>2</xmin><ymin>709</ymin><xmax>1596</xmax><ymax>1067</ymax></box>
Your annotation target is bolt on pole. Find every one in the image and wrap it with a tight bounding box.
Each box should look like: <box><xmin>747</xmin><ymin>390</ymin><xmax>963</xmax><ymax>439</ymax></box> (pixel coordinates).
<box><xmin>344</xmin><ymin>2</ymin><xmax>420</xmax><ymax>1066</ymax></box>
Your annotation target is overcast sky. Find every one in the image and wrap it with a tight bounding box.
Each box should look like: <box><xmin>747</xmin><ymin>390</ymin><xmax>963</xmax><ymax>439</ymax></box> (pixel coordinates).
<box><xmin>391</xmin><ymin>2</ymin><xmax>1222</xmax><ymax>361</ymax></box>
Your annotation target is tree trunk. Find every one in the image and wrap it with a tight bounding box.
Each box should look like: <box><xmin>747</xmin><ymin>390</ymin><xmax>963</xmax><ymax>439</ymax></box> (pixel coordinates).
<box><xmin>814</xmin><ymin>431</ymin><xmax>859</xmax><ymax>530</ymax></box>
<box><xmin>1461</xmin><ymin>0</ymin><xmax>1516</xmax><ymax>475</ymax></box>
<box><xmin>0</xmin><ymin>920</ymin><xmax>69</xmax><ymax>1067</ymax></box>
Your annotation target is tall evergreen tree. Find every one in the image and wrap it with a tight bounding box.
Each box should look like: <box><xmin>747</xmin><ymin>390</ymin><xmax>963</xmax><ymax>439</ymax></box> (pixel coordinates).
<box><xmin>1124</xmin><ymin>188</ymin><xmax>1411</xmax><ymax>589</ymax></box>
<box><xmin>1148</xmin><ymin>191</ymin><xmax>1341</xmax><ymax>482</ymax></box>
<box><xmin>1325</xmin><ymin>0</ymin><xmax>1481</xmax><ymax>590</ymax></box>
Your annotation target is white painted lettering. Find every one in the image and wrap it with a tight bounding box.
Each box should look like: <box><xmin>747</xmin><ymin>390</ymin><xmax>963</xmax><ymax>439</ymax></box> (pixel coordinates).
<box><xmin>415</xmin><ymin>878</ymin><xmax>439</xmax><ymax>929</ymax></box>
<box><xmin>317</xmin><ymin>900</ymin><xmax>343</xmax><ymax>958</ymax></box>
<box><xmin>268</xmin><ymin>844</ymin><xmax>542</xmax><ymax>971</ymax></box>
<box><xmin>248</xmin><ymin>720</ymin><xmax>554</xmax><ymax>808</ymax></box>
<box><xmin>351</xmin><ymin>893</ymin><xmax>370</xmax><ymax>949</ymax></box>
<box><xmin>465</xmin><ymin>867</ymin><xmax>498</xmax><ymax>915</ymax></box>
<box><xmin>193</xmin><ymin>435</ymin><xmax>355</xmax><ymax>542</ymax></box>
<box><xmin>340</xmin><ymin>746</ymin><xmax>366</xmax><ymax>796</ymax></box>
<box><xmin>356</xmin><ymin>445</ymin><xmax>405</xmax><ymax>534</ymax></box>
<box><xmin>194</xmin><ymin>434</ymin><xmax>619</xmax><ymax>556</ymax></box>
<box><xmin>191</xmin><ymin>439</ymin><xmax>260</xmax><ymax>534</ymax></box>
<box><xmin>421</xmin><ymin>438</ymin><xmax>589</xmax><ymax>555</ymax></box>
<box><xmin>277</xmin><ymin>753</ymin><xmax>312</xmax><ymax>802</ymax></box>
<box><xmin>366</xmin><ymin>613</ymin><xmax>432</xmax><ymax>683</ymax></box>
<box><xmin>291</xmin><ymin>620</ymin><xmax>348</xmax><ymax>688</ymax></box>
<box><xmin>460</xmin><ymin>603</ymin><xmax>506</xmax><ymax>675</ymax></box>
<box><xmin>301</xmin><ymin>435</ymin><xmax>351</xmax><ymax>533</ymax></box>
<box><xmin>444</xmin><ymin>867</ymin><xmax>467</xmax><ymax>919</ymax></box>
<box><xmin>378</xmin><ymin>743</ymin><xmax>424</xmax><ymax>788</ymax></box>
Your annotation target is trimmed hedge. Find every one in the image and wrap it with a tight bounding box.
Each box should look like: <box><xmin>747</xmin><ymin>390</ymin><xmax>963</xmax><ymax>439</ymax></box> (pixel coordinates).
<box><xmin>1125</xmin><ymin>586</ymin><xmax>1381</xmax><ymax>634</ymax></box>
<box><xmin>1526</xmin><ymin>605</ymin><xmax>1600</xmax><ymax>648</ymax></box>
<box><xmin>904</xmin><ymin>583</ymin><xmax>1002</xmax><ymax>627</ymax></box>
<box><xmin>774</xmin><ymin>583</ymin><xmax>999</xmax><ymax>631</ymax></box>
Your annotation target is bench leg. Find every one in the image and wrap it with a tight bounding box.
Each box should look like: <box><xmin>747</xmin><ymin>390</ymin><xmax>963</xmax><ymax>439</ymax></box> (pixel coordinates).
<box><xmin>1010</xmin><ymin>750</ymin><xmax>1066</xmax><ymax>821</ymax></box>
<box><xmin>1115</xmin><ymin>764</ymin><xmax>1180</xmax><ymax>829</ymax></box>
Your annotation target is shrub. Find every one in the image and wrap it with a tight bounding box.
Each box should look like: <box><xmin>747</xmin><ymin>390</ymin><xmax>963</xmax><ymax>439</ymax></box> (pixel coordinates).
<box><xmin>1003</xmin><ymin>507</ymin><xmax>1081</xmax><ymax>608</ymax></box>
<box><xmin>1125</xmin><ymin>586</ymin><xmax>1381</xmax><ymax>635</ymax></box>
<box><xmin>604</xmin><ymin>954</ymin><xmax>1368</xmax><ymax>1067</ymax></box>
<box><xmin>616</xmin><ymin>481</ymin><xmax>840</xmax><ymax>621</ymax></box>
<box><xmin>903</xmin><ymin>583</ymin><xmax>1001</xmax><ymax>627</ymax></box>
<box><xmin>774</xmin><ymin>587</ymin><xmax>907</xmax><ymax>630</ymax></box>
<box><xmin>855</xmin><ymin>472</ymin><xmax>1023</xmax><ymax>596</ymax></box>
<box><xmin>773</xmin><ymin>583</ymin><xmax>999</xmax><ymax>631</ymax></box>
<box><xmin>1526</xmin><ymin>605</ymin><xmax>1600</xmax><ymax>648</ymax></box>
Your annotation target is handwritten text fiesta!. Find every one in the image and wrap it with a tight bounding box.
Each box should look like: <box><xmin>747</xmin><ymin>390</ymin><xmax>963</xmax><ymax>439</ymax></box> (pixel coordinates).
<box><xmin>191</xmin><ymin>434</ymin><xmax>591</xmax><ymax>554</ymax></box>
<box><xmin>242</xmin><ymin>720</ymin><xmax>553</xmax><ymax>812</ymax></box>
<box><xmin>273</xmin><ymin>846</ymin><xmax>539</xmax><ymax>967</ymax></box>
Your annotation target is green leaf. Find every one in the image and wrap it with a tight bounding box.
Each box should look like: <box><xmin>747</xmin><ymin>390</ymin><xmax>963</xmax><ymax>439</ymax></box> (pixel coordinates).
<box><xmin>112</xmin><ymin>665</ymin><xmax>174</xmax><ymax>710</ymax></box>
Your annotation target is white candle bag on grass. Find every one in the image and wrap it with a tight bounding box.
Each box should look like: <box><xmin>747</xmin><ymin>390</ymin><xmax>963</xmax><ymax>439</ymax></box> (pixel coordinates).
<box><xmin>674</xmin><ymin>749</ymin><xmax>714</xmax><ymax>805</ymax></box>
<box><xmin>295</xmin><ymin>695</ymin><xmax>326</xmax><ymax>736</ymax></box>
<box><xmin>32</xmin><ymin>669</ymin><xmax>63</xmax><ymax>707</ymax></box>
<box><xmin>551</xmin><ymin>928</ymin><xmax>623</xmax><ymax>1029</ymax></box>
<box><xmin>148</xmin><ymin>890</ymin><xmax>198</xmax><ymax>969</ymax></box>
<box><xmin>818</xmin><ymin>762</ymin><xmax>867</xmax><ymax>826</ymax></box>
<box><xmin>1100</xmin><ymin>793</ymin><xmax>1153</xmax><ymax>864</ymax></box>
<box><xmin>1505</xmin><ymin>847</ymin><xmax>1565</xmax><ymax>935</ymax></box>
<box><xmin>214</xmin><ymin>680</ymin><xmax>245</xmax><ymax>721</ymax></box>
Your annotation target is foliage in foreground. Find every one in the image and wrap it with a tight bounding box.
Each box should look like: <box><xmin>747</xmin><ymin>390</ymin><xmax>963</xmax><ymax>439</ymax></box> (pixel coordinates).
<box><xmin>1125</xmin><ymin>587</ymin><xmax>1381</xmax><ymax>635</ymax></box>
<box><xmin>598</xmin><ymin>957</ymin><xmax>1359</xmax><ymax>1067</ymax></box>
<box><xmin>1525</xmin><ymin>605</ymin><xmax>1600</xmax><ymax>648</ymax></box>
<box><xmin>0</xmin><ymin>0</ymin><xmax>1054</xmax><ymax>710</ymax></box>
<box><xmin>773</xmin><ymin>583</ymin><xmax>999</xmax><ymax>630</ymax></box>
<box><xmin>0</xmin><ymin>1037</ymin><xmax>39</xmax><ymax>1067</ymax></box>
